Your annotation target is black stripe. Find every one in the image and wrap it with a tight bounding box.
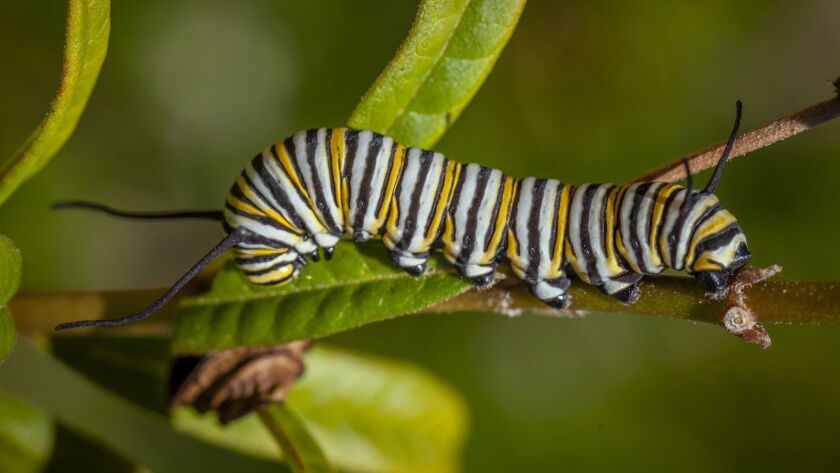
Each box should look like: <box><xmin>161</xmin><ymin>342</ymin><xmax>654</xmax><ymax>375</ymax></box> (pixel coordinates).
<box><xmin>424</xmin><ymin>156</ymin><xmax>450</xmax><ymax>245</ymax></box>
<box><xmin>352</xmin><ymin>133</ymin><xmax>385</xmax><ymax>234</ymax></box>
<box><xmin>324</xmin><ymin>128</ymin><xmax>339</xmax><ymax>209</ymax></box>
<box><xmin>278</xmin><ymin>140</ymin><xmax>313</xmax><ymax>208</ymax></box>
<box><xmin>599</xmin><ymin>185</ymin><xmax>615</xmax><ymax>259</ymax></box>
<box><xmin>372</xmin><ymin>141</ymin><xmax>400</xmax><ymax>226</ymax></box>
<box><xmin>445</xmin><ymin>160</ymin><xmax>468</xmax><ymax>245</ymax></box>
<box><xmin>252</xmin><ymin>154</ymin><xmax>308</xmax><ymax>232</ymax></box>
<box><xmin>669</xmin><ymin>189</ymin><xmax>698</xmax><ymax>268</ymax></box>
<box><xmin>627</xmin><ymin>183</ymin><xmax>652</xmax><ymax>273</ymax></box>
<box><xmin>692</xmin><ymin>223</ymin><xmax>742</xmax><ymax>263</ymax></box>
<box><xmin>224</xmin><ymin>200</ymin><xmax>297</xmax><ymax>235</ymax></box>
<box><xmin>655</xmin><ymin>187</ymin><xmax>681</xmax><ymax>262</ymax></box>
<box><xmin>549</xmin><ymin>182</ymin><xmax>563</xmax><ymax>269</ymax></box>
<box><xmin>482</xmin><ymin>172</ymin><xmax>507</xmax><ymax>255</ymax></box>
<box><xmin>397</xmin><ymin>150</ymin><xmax>434</xmax><ymax>251</ymax></box>
<box><xmin>305</xmin><ymin>129</ymin><xmax>338</xmax><ymax>234</ymax></box>
<box><xmin>578</xmin><ymin>185</ymin><xmax>602</xmax><ymax>285</ymax></box>
<box><xmin>459</xmin><ymin>166</ymin><xmax>491</xmax><ymax>264</ymax></box>
<box><xmin>644</xmin><ymin>183</ymin><xmax>663</xmax><ymax>263</ymax></box>
<box><xmin>525</xmin><ymin>179</ymin><xmax>547</xmax><ymax>283</ymax></box>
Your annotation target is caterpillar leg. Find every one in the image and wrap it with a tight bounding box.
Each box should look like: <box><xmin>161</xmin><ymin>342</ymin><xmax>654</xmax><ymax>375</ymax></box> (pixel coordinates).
<box><xmin>696</xmin><ymin>270</ymin><xmax>730</xmax><ymax>296</ymax></box>
<box><xmin>529</xmin><ymin>277</ymin><xmax>572</xmax><ymax>309</ymax></box>
<box><xmin>388</xmin><ymin>249</ymin><xmax>429</xmax><ymax>277</ymax></box>
<box><xmin>611</xmin><ymin>284</ymin><xmax>641</xmax><ymax>304</ymax></box>
<box><xmin>443</xmin><ymin>164</ymin><xmax>515</xmax><ymax>289</ymax></box>
<box><xmin>458</xmin><ymin>263</ymin><xmax>497</xmax><ymax>288</ymax></box>
<box><xmin>384</xmin><ymin>150</ymin><xmax>459</xmax><ymax>278</ymax></box>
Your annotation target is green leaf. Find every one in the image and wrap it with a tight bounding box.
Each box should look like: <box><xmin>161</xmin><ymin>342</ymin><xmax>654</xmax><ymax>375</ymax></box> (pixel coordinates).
<box><xmin>173</xmin><ymin>346</ymin><xmax>469</xmax><ymax>473</ymax></box>
<box><xmin>172</xmin><ymin>243</ymin><xmax>469</xmax><ymax>354</ymax></box>
<box><xmin>0</xmin><ymin>309</ymin><xmax>15</xmax><ymax>366</ymax></box>
<box><xmin>0</xmin><ymin>235</ymin><xmax>21</xmax><ymax>363</ymax></box>
<box><xmin>0</xmin><ymin>392</ymin><xmax>53</xmax><ymax>473</ymax></box>
<box><xmin>258</xmin><ymin>405</ymin><xmax>335</xmax><ymax>473</ymax></box>
<box><xmin>0</xmin><ymin>235</ymin><xmax>21</xmax><ymax>306</ymax></box>
<box><xmin>0</xmin><ymin>0</ymin><xmax>110</xmax><ymax>205</ymax></box>
<box><xmin>289</xmin><ymin>346</ymin><xmax>469</xmax><ymax>473</ymax></box>
<box><xmin>0</xmin><ymin>338</ymin><xmax>289</xmax><ymax>473</ymax></box>
<box><xmin>347</xmin><ymin>0</ymin><xmax>527</xmax><ymax>148</ymax></box>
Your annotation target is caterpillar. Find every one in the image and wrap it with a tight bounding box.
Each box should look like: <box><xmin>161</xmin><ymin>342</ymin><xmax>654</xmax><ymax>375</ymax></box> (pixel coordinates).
<box><xmin>54</xmin><ymin>102</ymin><xmax>750</xmax><ymax>331</ymax></box>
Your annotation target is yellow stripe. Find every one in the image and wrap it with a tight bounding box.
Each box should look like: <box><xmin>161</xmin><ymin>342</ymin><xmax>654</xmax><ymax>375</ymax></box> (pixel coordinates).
<box><xmin>684</xmin><ymin>210</ymin><xmax>737</xmax><ymax>269</ymax></box>
<box><xmin>649</xmin><ymin>184</ymin><xmax>680</xmax><ymax>268</ymax></box>
<box><xmin>442</xmin><ymin>214</ymin><xmax>456</xmax><ymax>260</ymax></box>
<box><xmin>226</xmin><ymin>193</ymin><xmax>262</xmax><ymax>217</ymax></box>
<box><xmin>603</xmin><ymin>186</ymin><xmax>624</xmax><ymax>274</ymax></box>
<box><xmin>506</xmin><ymin>229</ymin><xmax>524</xmax><ymax>278</ymax></box>
<box><xmin>234</xmin><ymin>176</ymin><xmax>299</xmax><ymax>233</ymax></box>
<box><xmin>372</xmin><ymin>143</ymin><xmax>405</xmax><ymax>230</ymax></box>
<box><xmin>235</xmin><ymin>248</ymin><xmax>289</xmax><ymax>257</ymax></box>
<box><xmin>423</xmin><ymin>161</ymin><xmax>460</xmax><ymax>247</ymax></box>
<box><xmin>247</xmin><ymin>265</ymin><xmax>296</xmax><ymax>286</ymax></box>
<box><xmin>482</xmin><ymin>176</ymin><xmax>515</xmax><ymax>264</ymax></box>
<box><xmin>330</xmin><ymin>128</ymin><xmax>346</xmax><ymax>214</ymax></box>
<box><xmin>549</xmin><ymin>185</ymin><xmax>570</xmax><ymax>279</ymax></box>
<box><xmin>274</xmin><ymin>141</ymin><xmax>317</xmax><ymax>210</ymax></box>
<box><xmin>565</xmin><ymin>239</ymin><xmax>590</xmax><ymax>284</ymax></box>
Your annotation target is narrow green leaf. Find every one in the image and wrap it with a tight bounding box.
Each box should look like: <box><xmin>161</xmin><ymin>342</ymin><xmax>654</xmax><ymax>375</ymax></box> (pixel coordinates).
<box><xmin>0</xmin><ymin>235</ymin><xmax>21</xmax><ymax>307</ymax></box>
<box><xmin>348</xmin><ymin>0</ymin><xmax>527</xmax><ymax>148</ymax></box>
<box><xmin>0</xmin><ymin>392</ymin><xmax>53</xmax><ymax>473</ymax></box>
<box><xmin>172</xmin><ymin>346</ymin><xmax>469</xmax><ymax>473</ymax></box>
<box><xmin>0</xmin><ymin>309</ymin><xmax>15</xmax><ymax>365</ymax></box>
<box><xmin>0</xmin><ymin>235</ymin><xmax>21</xmax><ymax>362</ymax></box>
<box><xmin>0</xmin><ymin>0</ymin><xmax>110</xmax><ymax>205</ymax></box>
<box><xmin>258</xmin><ymin>405</ymin><xmax>334</xmax><ymax>473</ymax></box>
<box><xmin>172</xmin><ymin>243</ymin><xmax>469</xmax><ymax>354</ymax></box>
<box><xmin>0</xmin><ymin>338</ymin><xmax>288</xmax><ymax>473</ymax></box>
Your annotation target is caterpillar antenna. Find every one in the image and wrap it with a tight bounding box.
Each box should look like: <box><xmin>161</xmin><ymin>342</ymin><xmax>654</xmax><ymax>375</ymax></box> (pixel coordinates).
<box><xmin>54</xmin><ymin>230</ymin><xmax>245</xmax><ymax>331</ymax></box>
<box><xmin>51</xmin><ymin>200</ymin><xmax>223</xmax><ymax>221</ymax></box>
<box><xmin>682</xmin><ymin>158</ymin><xmax>693</xmax><ymax>192</ymax></box>
<box><xmin>704</xmin><ymin>100</ymin><xmax>743</xmax><ymax>194</ymax></box>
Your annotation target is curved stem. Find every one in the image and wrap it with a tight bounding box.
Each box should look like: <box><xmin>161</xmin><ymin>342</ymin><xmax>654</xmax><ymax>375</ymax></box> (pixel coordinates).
<box><xmin>633</xmin><ymin>81</ymin><xmax>840</xmax><ymax>183</ymax></box>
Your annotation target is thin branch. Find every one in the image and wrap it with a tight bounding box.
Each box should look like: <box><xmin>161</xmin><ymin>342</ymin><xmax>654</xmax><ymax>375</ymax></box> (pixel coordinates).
<box><xmin>12</xmin><ymin>271</ymin><xmax>838</xmax><ymax>347</ymax></box>
<box><xmin>633</xmin><ymin>78</ymin><xmax>840</xmax><ymax>183</ymax></box>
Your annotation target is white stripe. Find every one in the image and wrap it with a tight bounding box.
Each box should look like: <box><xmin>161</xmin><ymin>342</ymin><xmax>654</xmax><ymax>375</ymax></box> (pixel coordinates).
<box><xmin>567</xmin><ymin>184</ymin><xmax>588</xmax><ymax>280</ymax></box>
<box><xmin>659</xmin><ymin>188</ymin><xmax>687</xmax><ymax>268</ymax></box>
<box><xmin>536</xmin><ymin>179</ymin><xmax>561</xmax><ymax>281</ymax></box>
<box><xmin>512</xmin><ymin>177</ymin><xmax>535</xmax><ymax>278</ymax></box>
<box><xmin>258</xmin><ymin>152</ymin><xmax>327</xmax><ymax>237</ymax></box>
<box><xmin>674</xmin><ymin>192</ymin><xmax>720</xmax><ymax>269</ymax></box>
<box><xmin>406</xmin><ymin>152</ymin><xmax>445</xmax><ymax>252</ymax></box>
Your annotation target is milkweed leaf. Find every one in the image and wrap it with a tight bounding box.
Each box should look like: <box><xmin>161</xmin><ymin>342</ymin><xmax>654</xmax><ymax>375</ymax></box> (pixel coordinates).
<box><xmin>0</xmin><ymin>0</ymin><xmax>110</xmax><ymax>205</ymax></box>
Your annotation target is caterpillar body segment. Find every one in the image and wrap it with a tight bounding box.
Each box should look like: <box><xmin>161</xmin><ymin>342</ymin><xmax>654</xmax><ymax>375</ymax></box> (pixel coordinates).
<box><xmin>224</xmin><ymin>124</ymin><xmax>749</xmax><ymax>308</ymax></box>
<box><xmin>54</xmin><ymin>102</ymin><xmax>750</xmax><ymax>331</ymax></box>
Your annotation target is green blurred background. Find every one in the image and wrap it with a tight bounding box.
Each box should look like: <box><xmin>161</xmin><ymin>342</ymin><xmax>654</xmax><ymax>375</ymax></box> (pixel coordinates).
<box><xmin>1</xmin><ymin>0</ymin><xmax>839</xmax><ymax>471</ymax></box>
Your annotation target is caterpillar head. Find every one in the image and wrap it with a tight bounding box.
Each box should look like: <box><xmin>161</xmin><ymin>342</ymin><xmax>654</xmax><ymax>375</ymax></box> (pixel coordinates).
<box><xmin>683</xmin><ymin>100</ymin><xmax>751</xmax><ymax>295</ymax></box>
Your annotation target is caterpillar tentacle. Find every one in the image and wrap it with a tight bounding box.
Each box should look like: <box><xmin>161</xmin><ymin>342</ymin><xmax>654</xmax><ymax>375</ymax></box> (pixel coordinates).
<box><xmin>55</xmin><ymin>103</ymin><xmax>749</xmax><ymax>331</ymax></box>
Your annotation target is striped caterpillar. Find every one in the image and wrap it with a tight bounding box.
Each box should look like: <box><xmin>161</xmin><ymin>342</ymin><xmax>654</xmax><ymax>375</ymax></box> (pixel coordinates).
<box><xmin>55</xmin><ymin>102</ymin><xmax>750</xmax><ymax>331</ymax></box>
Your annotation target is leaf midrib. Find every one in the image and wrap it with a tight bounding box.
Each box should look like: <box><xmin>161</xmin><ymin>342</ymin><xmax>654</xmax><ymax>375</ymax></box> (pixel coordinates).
<box><xmin>182</xmin><ymin>267</ymin><xmax>461</xmax><ymax>307</ymax></box>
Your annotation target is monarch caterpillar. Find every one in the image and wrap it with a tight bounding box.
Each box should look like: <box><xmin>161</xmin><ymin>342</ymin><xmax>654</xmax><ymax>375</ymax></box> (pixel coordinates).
<box><xmin>54</xmin><ymin>102</ymin><xmax>749</xmax><ymax>331</ymax></box>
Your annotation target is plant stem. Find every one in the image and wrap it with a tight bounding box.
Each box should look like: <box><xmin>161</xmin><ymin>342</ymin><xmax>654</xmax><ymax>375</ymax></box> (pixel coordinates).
<box><xmin>422</xmin><ymin>275</ymin><xmax>840</xmax><ymax>325</ymax></box>
<box><xmin>633</xmin><ymin>81</ymin><xmax>840</xmax><ymax>183</ymax></box>
<box><xmin>13</xmin><ymin>275</ymin><xmax>839</xmax><ymax>338</ymax></box>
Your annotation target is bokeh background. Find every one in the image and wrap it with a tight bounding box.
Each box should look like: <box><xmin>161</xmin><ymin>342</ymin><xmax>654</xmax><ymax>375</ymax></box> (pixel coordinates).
<box><xmin>2</xmin><ymin>0</ymin><xmax>840</xmax><ymax>471</ymax></box>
